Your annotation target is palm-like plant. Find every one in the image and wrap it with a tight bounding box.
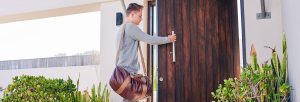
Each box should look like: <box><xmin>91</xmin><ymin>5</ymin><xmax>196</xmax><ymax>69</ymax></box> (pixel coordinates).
<box><xmin>212</xmin><ymin>33</ymin><xmax>291</xmax><ymax>102</ymax></box>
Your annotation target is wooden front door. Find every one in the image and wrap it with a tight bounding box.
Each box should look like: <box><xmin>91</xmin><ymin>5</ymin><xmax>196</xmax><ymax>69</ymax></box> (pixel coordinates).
<box><xmin>157</xmin><ymin>0</ymin><xmax>240</xmax><ymax>101</ymax></box>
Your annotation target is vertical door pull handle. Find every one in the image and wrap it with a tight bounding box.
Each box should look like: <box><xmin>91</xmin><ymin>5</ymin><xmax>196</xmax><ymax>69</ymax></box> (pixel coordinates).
<box><xmin>172</xmin><ymin>31</ymin><xmax>176</xmax><ymax>62</ymax></box>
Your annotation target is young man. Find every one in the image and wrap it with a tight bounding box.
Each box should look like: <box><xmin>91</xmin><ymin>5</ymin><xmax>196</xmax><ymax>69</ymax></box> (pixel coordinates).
<box><xmin>116</xmin><ymin>3</ymin><xmax>176</xmax><ymax>102</ymax></box>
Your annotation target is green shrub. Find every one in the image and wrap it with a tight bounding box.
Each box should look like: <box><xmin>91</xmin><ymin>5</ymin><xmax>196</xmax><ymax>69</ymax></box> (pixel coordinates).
<box><xmin>1</xmin><ymin>75</ymin><xmax>110</xmax><ymax>102</ymax></box>
<box><xmin>211</xmin><ymin>34</ymin><xmax>291</xmax><ymax>102</ymax></box>
<box><xmin>2</xmin><ymin>75</ymin><xmax>76</xmax><ymax>101</ymax></box>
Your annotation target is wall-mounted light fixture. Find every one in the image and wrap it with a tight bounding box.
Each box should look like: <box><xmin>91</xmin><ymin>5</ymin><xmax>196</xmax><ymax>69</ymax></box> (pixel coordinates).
<box><xmin>256</xmin><ymin>0</ymin><xmax>271</xmax><ymax>19</ymax></box>
<box><xmin>116</xmin><ymin>12</ymin><xmax>123</xmax><ymax>26</ymax></box>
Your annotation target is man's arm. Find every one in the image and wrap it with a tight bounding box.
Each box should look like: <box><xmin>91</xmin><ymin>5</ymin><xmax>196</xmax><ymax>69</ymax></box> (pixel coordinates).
<box><xmin>126</xmin><ymin>23</ymin><xmax>171</xmax><ymax>45</ymax></box>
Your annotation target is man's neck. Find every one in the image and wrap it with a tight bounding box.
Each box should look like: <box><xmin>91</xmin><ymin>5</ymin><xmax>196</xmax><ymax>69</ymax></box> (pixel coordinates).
<box><xmin>126</xmin><ymin>18</ymin><xmax>137</xmax><ymax>25</ymax></box>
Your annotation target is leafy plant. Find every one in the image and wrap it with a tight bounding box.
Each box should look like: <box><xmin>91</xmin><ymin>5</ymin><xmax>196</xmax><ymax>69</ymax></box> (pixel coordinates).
<box><xmin>1</xmin><ymin>75</ymin><xmax>110</xmax><ymax>102</ymax></box>
<box><xmin>2</xmin><ymin>75</ymin><xmax>76</xmax><ymax>101</ymax></box>
<box><xmin>0</xmin><ymin>86</ymin><xmax>3</xmax><ymax>91</ymax></box>
<box><xmin>211</xmin><ymin>34</ymin><xmax>291</xmax><ymax>102</ymax></box>
<box><xmin>79</xmin><ymin>82</ymin><xmax>110</xmax><ymax>102</ymax></box>
<box><xmin>0</xmin><ymin>86</ymin><xmax>3</xmax><ymax>101</ymax></box>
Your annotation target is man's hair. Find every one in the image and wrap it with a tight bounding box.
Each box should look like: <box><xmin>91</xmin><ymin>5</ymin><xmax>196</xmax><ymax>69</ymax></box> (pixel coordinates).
<box><xmin>126</xmin><ymin>3</ymin><xmax>144</xmax><ymax>16</ymax></box>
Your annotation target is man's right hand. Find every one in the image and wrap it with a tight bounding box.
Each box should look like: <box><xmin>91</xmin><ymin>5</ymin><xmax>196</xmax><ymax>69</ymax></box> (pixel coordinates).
<box><xmin>168</xmin><ymin>34</ymin><xmax>177</xmax><ymax>42</ymax></box>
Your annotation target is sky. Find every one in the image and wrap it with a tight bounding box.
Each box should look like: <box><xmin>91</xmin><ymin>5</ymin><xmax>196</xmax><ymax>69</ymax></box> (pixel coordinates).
<box><xmin>0</xmin><ymin>11</ymin><xmax>100</xmax><ymax>61</ymax></box>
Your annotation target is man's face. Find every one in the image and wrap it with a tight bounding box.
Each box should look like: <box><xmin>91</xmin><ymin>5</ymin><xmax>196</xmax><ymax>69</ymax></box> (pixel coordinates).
<box><xmin>132</xmin><ymin>9</ymin><xmax>142</xmax><ymax>25</ymax></box>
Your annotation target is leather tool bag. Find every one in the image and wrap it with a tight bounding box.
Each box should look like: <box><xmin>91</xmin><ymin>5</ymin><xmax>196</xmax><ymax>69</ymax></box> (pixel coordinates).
<box><xmin>109</xmin><ymin>24</ymin><xmax>152</xmax><ymax>101</ymax></box>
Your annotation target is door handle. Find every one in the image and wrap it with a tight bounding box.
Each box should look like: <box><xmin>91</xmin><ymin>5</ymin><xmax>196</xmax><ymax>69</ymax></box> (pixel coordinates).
<box><xmin>172</xmin><ymin>31</ymin><xmax>176</xmax><ymax>62</ymax></box>
<box><xmin>159</xmin><ymin>76</ymin><xmax>164</xmax><ymax>82</ymax></box>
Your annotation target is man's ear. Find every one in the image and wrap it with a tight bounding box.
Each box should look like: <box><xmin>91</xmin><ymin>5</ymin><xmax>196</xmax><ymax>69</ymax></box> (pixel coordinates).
<box><xmin>130</xmin><ymin>12</ymin><xmax>135</xmax><ymax>17</ymax></box>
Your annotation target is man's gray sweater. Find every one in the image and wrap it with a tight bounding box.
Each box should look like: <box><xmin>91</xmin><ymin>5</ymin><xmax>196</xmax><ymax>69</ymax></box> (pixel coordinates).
<box><xmin>116</xmin><ymin>23</ymin><xmax>171</xmax><ymax>74</ymax></box>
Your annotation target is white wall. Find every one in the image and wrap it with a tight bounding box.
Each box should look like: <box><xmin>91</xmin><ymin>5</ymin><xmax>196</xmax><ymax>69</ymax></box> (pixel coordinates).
<box><xmin>0</xmin><ymin>65</ymin><xmax>100</xmax><ymax>98</ymax></box>
<box><xmin>99</xmin><ymin>2</ymin><xmax>122</xmax><ymax>101</ymax></box>
<box><xmin>99</xmin><ymin>1</ymin><xmax>147</xmax><ymax>102</ymax></box>
<box><xmin>244</xmin><ymin>0</ymin><xmax>283</xmax><ymax>63</ymax></box>
<box><xmin>281</xmin><ymin>0</ymin><xmax>300</xmax><ymax>101</ymax></box>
